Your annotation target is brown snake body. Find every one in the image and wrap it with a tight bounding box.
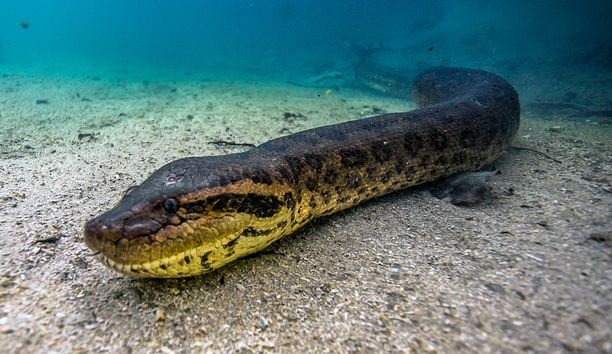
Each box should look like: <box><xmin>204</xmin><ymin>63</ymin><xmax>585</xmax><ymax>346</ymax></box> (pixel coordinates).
<box><xmin>84</xmin><ymin>67</ymin><xmax>520</xmax><ymax>278</ymax></box>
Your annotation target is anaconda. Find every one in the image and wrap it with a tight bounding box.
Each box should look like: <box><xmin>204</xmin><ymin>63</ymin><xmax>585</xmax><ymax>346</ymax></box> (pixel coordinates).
<box><xmin>84</xmin><ymin>67</ymin><xmax>520</xmax><ymax>278</ymax></box>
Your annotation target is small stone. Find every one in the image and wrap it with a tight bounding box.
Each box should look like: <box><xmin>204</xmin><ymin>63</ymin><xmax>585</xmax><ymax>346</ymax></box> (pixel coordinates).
<box><xmin>34</xmin><ymin>235</ymin><xmax>60</xmax><ymax>244</ymax></box>
<box><xmin>320</xmin><ymin>283</ymin><xmax>333</xmax><ymax>293</ymax></box>
<box><xmin>500</xmin><ymin>319</ymin><xmax>515</xmax><ymax>331</ymax></box>
<box><xmin>431</xmin><ymin>171</ymin><xmax>496</xmax><ymax>206</ymax></box>
<box><xmin>437</xmin><ymin>257</ymin><xmax>453</xmax><ymax>266</ymax></box>
<box><xmin>256</xmin><ymin>317</ymin><xmax>269</xmax><ymax>331</ymax></box>
<box><xmin>485</xmin><ymin>282</ymin><xmax>506</xmax><ymax>295</ymax></box>
<box><xmin>155</xmin><ymin>308</ymin><xmax>165</xmax><ymax>322</ymax></box>
<box><xmin>587</xmin><ymin>231</ymin><xmax>611</xmax><ymax>242</ymax></box>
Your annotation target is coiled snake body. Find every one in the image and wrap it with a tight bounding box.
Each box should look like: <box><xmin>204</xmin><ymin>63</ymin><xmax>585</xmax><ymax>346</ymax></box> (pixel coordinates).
<box><xmin>85</xmin><ymin>68</ymin><xmax>520</xmax><ymax>278</ymax></box>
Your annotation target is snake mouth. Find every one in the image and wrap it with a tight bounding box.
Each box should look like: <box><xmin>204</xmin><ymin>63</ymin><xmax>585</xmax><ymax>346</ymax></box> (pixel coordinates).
<box><xmin>84</xmin><ymin>203</ymin><xmax>259</xmax><ymax>277</ymax></box>
<box><xmin>85</xmin><ymin>219</ymin><xmax>209</xmax><ymax>278</ymax></box>
<box><xmin>95</xmin><ymin>248</ymin><xmax>203</xmax><ymax>278</ymax></box>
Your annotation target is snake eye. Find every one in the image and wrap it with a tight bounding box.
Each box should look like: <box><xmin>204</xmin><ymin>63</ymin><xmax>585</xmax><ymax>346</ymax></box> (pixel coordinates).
<box><xmin>162</xmin><ymin>198</ymin><xmax>179</xmax><ymax>213</ymax></box>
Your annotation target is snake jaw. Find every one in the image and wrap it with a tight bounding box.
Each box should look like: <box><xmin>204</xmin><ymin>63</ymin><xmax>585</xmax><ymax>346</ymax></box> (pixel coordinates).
<box><xmin>88</xmin><ymin>213</ymin><xmax>260</xmax><ymax>278</ymax></box>
<box><xmin>95</xmin><ymin>246</ymin><xmax>203</xmax><ymax>278</ymax></box>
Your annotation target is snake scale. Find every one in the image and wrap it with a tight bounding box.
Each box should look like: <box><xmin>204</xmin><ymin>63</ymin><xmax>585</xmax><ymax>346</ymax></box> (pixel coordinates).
<box><xmin>84</xmin><ymin>67</ymin><xmax>520</xmax><ymax>278</ymax></box>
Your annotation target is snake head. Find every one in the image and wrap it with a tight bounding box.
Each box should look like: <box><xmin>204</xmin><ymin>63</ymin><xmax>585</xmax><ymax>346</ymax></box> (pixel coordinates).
<box><xmin>84</xmin><ymin>155</ymin><xmax>294</xmax><ymax>278</ymax></box>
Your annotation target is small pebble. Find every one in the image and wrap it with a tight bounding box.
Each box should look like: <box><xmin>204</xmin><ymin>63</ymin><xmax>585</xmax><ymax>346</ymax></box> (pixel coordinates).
<box><xmin>256</xmin><ymin>317</ymin><xmax>269</xmax><ymax>331</ymax></box>
<box><xmin>155</xmin><ymin>308</ymin><xmax>165</xmax><ymax>322</ymax></box>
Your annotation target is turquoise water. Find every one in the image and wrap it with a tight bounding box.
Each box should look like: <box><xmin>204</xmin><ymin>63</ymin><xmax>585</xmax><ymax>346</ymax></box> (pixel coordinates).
<box><xmin>1</xmin><ymin>1</ymin><xmax>610</xmax><ymax>82</ymax></box>
<box><xmin>0</xmin><ymin>0</ymin><xmax>611</xmax><ymax>136</ymax></box>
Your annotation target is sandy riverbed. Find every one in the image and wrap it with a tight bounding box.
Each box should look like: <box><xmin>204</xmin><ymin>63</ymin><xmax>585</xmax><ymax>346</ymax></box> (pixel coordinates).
<box><xmin>0</xmin><ymin>71</ymin><xmax>610</xmax><ymax>353</ymax></box>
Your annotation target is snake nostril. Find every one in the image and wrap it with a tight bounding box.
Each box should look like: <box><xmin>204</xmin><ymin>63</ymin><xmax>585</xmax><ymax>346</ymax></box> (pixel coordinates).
<box><xmin>84</xmin><ymin>218</ymin><xmax>124</xmax><ymax>244</ymax></box>
<box><xmin>84</xmin><ymin>220</ymin><xmax>97</xmax><ymax>237</ymax></box>
<box><xmin>84</xmin><ymin>220</ymin><xmax>106</xmax><ymax>251</ymax></box>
